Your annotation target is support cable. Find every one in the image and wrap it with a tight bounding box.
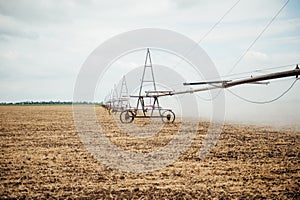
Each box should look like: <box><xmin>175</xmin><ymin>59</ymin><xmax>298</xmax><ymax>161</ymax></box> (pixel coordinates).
<box><xmin>226</xmin><ymin>0</ymin><xmax>290</xmax><ymax>75</ymax></box>
<box><xmin>172</xmin><ymin>0</ymin><xmax>241</xmax><ymax>71</ymax></box>
<box><xmin>197</xmin><ymin>0</ymin><xmax>241</xmax><ymax>43</ymax></box>
<box><xmin>226</xmin><ymin>78</ymin><xmax>299</xmax><ymax>104</ymax></box>
<box><xmin>195</xmin><ymin>89</ymin><xmax>223</xmax><ymax>101</ymax></box>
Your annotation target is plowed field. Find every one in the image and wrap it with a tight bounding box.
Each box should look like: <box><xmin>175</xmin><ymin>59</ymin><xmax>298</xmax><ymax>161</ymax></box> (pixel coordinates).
<box><xmin>1</xmin><ymin>106</ymin><xmax>299</xmax><ymax>199</ymax></box>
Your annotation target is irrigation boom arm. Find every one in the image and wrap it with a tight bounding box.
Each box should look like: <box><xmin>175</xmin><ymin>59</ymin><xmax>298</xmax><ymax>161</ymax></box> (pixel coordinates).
<box><xmin>222</xmin><ymin>67</ymin><xmax>300</xmax><ymax>88</ymax></box>
<box><xmin>145</xmin><ymin>65</ymin><xmax>300</xmax><ymax>97</ymax></box>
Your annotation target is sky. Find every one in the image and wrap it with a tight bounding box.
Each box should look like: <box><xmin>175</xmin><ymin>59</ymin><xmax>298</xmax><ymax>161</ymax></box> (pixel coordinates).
<box><xmin>0</xmin><ymin>0</ymin><xmax>300</xmax><ymax>126</ymax></box>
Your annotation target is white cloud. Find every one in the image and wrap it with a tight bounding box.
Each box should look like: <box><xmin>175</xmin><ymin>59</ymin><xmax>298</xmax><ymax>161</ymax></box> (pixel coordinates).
<box><xmin>245</xmin><ymin>51</ymin><xmax>268</xmax><ymax>61</ymax></box>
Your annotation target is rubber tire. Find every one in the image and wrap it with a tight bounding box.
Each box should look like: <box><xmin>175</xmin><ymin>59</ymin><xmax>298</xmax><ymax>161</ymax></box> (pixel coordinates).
<box><xmin>161</xmin><ymin>110</ymin><xmax>175</xmax><ymax>123</ymax></box>
<box><xmin>120</xmin><ymin>110</ymin><xmax>134</xmax><ymax>123</ymax></box>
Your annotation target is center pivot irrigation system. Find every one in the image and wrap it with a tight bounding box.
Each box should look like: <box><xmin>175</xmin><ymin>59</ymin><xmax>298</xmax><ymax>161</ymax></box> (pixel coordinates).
<box><xmin>104</xmin><ymin>48</ymin><xmax>300</xmax><ymax>124</ymax></box>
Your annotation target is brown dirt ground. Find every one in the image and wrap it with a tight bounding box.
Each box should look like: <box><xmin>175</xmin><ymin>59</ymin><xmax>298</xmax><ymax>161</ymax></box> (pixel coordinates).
<box><xmin>0</xmin><ymin>105</ymin><xmax>299</xmax><ymax>199</ymax></box>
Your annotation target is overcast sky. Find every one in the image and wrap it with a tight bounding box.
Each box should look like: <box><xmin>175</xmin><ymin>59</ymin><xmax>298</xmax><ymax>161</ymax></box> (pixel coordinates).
<box><xmin>0</xmin><ymin>0</ymin><xmax>299</xmax><ymax>126</ymax></box>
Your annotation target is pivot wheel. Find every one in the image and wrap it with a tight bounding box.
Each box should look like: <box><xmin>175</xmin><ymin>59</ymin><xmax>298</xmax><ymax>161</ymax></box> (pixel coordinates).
<box><xmin>120</xmin><ymin>110</ymin><xmax>134</xmax><ymax>123</ymax></box>
<box><xmin>161</xmin><ymin>110</ymin><xmax>175</xmax><ymax>123</ymax></box>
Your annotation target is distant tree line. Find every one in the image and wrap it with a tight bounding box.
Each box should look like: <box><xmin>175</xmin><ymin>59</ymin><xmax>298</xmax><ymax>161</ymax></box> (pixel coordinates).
<box><xmin>0</xmin><ymin>101</ymin><xmax>103</xmax><ymax>105</ymax></box>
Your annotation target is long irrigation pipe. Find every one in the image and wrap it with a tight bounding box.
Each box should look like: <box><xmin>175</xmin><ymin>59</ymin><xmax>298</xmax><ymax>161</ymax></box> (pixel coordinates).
<box><xmin>144</xmin><ymin>66</ymin><xmax>300</xmax><ymax>97</ymax></box>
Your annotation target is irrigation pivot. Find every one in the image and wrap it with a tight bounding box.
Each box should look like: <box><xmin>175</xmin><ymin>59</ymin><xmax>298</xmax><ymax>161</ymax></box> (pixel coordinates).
<box><xmin>107</xmin><ymin>48</ymin><xmax>299</xmax><ymax>124</ymax></box>
<box><xmin>113</xmin><ymin>76</ymin><xmax>130</xmax><ymax>113</ymax></box>
<box><xmin>119</xmin><ymin>48</ymin><xmax>175</xmax><ymax>124</ymax></box>
<box><xmin>103</xmin><ymin>76</ymin><xmax>131</xmax><ymax>114</ymax></box>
